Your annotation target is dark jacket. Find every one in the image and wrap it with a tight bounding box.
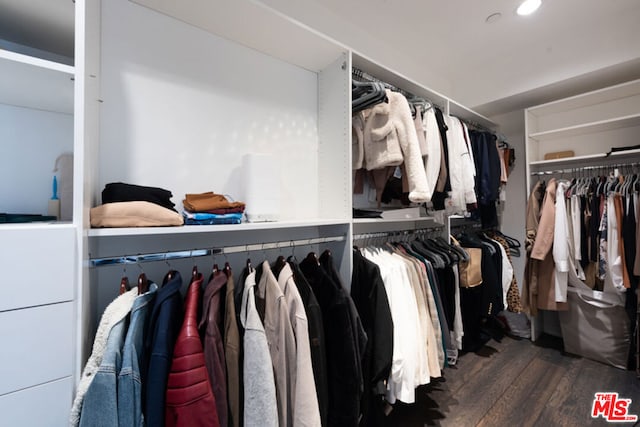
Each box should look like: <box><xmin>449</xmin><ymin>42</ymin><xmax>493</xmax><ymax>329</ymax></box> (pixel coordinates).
<box><xmin>144</xmin><ymin>271</ymin><xmax>183</xmax><ymax>427</ymax></box>
<box><xmin>289</xmin><ymin>258</ymin><xmax>329</xmax><ymax>427</ymax></box>
<box><xmin>165</xmin><ymin>274</ymin><xmax>219</xmax><ymax>427</ymax></box>
<box><xmin>199</xmin><ymin>271</ymin><xmax>228</xmax><ymax>427</ymax></box>
<box><xmin>350</xmin><ymin>250</ymin><xmax>393</xmax><ymax>427</ymax></box>
<box><xmin>300</xmin><ymin>253</ymin><xmax>367</xmax><ymax>427</ymax></box>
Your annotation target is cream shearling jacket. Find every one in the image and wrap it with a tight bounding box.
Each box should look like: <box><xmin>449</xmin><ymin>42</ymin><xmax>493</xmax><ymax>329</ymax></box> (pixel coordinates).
<box><xmin>359</xmin><ymin>90</ymin><xmax>430</xmax><ymax>203</ymax></box>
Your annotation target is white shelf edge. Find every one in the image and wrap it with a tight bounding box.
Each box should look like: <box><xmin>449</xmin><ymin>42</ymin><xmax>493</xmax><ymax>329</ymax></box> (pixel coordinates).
<box><xmin>529</xmin><ymin>153</ymin><xmax>608</xmax><ymax>166</ymax></box>
<box><xmin>0</xmin><ymin>49</ymin><xmax>74</xmax><ymax>75</ymax></box>
<box><xmin>527</xmin><ymin>78</ymin><xmax>640</xmax><ymax>117</ymax></box>
<box><xmin>528</xmin><ymin>113</ymin><xmax>640</xmax><ymax>141</ymax></box>
<box><xmin>87</xmin><ymin>218</ymin><xmax>350</xmax><ymax>237</ymax></box>
<box><xmin>0</xmin><ymin>222</ymin><xmax>75</xmax><ymax>231</ymax></box>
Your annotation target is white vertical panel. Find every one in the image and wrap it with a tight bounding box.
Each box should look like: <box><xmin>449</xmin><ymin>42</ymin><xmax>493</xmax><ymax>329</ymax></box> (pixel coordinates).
<box><xmin>0</xmin><ymin>302</ymin><xmax>73</xmax><ymax>394</ymax></box>
<box><xmin>0</xmin><ymin>225</ymin><xmax>75</xmax><ymax>311</ymax></box>
<box><xmin>0</xmin><ymin>377</ymin><xmax>72</xmax><ymax>426</ymax></box>
<box><xmin>0</xmin><ymin>104</ymin><xmax>73</xmax><ymax>215</ymax></box>
<box><xmin>318</xmin><ymin>52</ymin><xmax>350</xmax><ymax>219</ymax></box>
<box><xmin>100</xmin><ymin>0</ymin><xmax>319</xmax><ymax>219</ymax></box>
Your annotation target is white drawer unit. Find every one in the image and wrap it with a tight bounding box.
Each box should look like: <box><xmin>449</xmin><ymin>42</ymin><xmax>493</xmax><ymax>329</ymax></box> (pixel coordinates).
<box><xmin>0</xmin><ymin>224</ymin><xmax>75</xmax><ymax>312</ymax></box>
<box><xmin>0</xmin><ymin>302</ymin><xmax>74</xmax><ymax>395</ymax></box>
<box><xmin>0</xmin><ymin>377</ymin><xmax>72</xmax><ymax>427</ymax></box>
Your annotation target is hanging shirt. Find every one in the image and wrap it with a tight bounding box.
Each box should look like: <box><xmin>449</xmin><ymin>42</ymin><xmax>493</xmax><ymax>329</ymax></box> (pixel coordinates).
<box><xmin>240</xmin><ymin>271</ymin><xmax>278</xmax><ymax>427</ymax></box>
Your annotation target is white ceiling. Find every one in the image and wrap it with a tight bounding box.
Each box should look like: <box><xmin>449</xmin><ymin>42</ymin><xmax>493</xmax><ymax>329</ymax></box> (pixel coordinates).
<box><xmin>1</xmin><ymin>0</ymin><xmax>638</xmax><ymax>116</ymax></box>
<box><xmin>258</xmin><ymin>0</ymin><xmax>640</xmax><ymax>116</ymax></box>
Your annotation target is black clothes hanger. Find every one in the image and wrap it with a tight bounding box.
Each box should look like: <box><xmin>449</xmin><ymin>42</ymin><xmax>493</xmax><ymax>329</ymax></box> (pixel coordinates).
<box><xmin>352</xmin><ymin>81</ymin><xmax>387</xmax><ymax>113</ymax></box>
<box><xmin>272</xmin><ymin>255</ymin><xmax>287</xmax><ymax>278</ymax></box>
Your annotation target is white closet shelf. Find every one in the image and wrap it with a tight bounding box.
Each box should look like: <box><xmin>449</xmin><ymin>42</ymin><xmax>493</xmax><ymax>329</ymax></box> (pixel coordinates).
<box><xmin>528</xmin><ymin>113</ymin><xmax>640</xmax><ymax>141</ymax></box>
<box><xmin>0</xmin><ymin>50</ymin><xmax>74</xmax><ymax>114</ymax></box>
<box><xmin>527</xmin><ymin>78</ymin><xmax>640</xmax><ymax>117</ymax></box>
<box><xmin>529</xmin><ymin>153</ymin><xmax>607</xmax><ymax>166</ymax></box>
<box><xmin>0</xmin><ymin>222</ymin><xmax>74</xmax><ymax>231</ymax></box>
<box><xmin>130</xmin><ymin>0</ymin><xmax>346</xmax><ymax>72</ymax></box>
<box><xmin>87</xmin><ymin>218</ymin><xmax>350</xmax><ymax>237</ymax></box>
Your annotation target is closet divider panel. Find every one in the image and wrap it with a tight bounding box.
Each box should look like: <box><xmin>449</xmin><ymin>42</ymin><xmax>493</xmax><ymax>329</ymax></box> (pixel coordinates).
<box><xmin>100</xmin><ymin>0</ymin><xmax>321</xmax><ymax>220</ymax></box>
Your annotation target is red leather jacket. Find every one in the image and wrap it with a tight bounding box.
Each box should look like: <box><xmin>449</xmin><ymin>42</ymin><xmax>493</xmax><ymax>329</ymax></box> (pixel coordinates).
<box><xmin>165</xmin><ymin>273</ymin><xmax>220</xmax><ymax>427</ymax></box>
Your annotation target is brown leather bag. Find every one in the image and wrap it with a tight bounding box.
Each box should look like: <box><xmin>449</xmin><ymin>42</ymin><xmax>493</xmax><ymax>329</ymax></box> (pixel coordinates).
<box><xmin>451</xmin><ymin>236</ymin><xmax>483</xmax><ymax>288</ymax></box>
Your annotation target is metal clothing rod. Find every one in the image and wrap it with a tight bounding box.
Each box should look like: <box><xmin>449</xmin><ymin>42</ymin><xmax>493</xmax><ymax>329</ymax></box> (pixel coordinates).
<box><xmin>353</xmin><ymin>227</ymin><xmax>442</xmax><ymax>242</ymax></box>
<box><xmin>90</xmin><ymin>235</ymin><xmax>346</xmax><ymax>267</ymax></box>
<box><xmin>352</xmin><ymin>67</ymin><xmax>440</xmax><ymax>110</ymax></box>
<box><xmin>531</xmin><ymin>161</ymin><xmax>640</xmax><ymax>176</ymax></box>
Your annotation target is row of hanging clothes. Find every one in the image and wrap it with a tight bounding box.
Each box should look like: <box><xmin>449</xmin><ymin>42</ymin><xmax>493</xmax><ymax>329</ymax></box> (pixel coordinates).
<box><xmin>523</xmin><ymin>162</ymin><xmax>640</xmax><ymax>371</ymax></box>
<box><xmin>353</xmin><ymin>226</ymin><xmax>524</xmax><ymax>407</ymax></box>
<box><xmin>73</xmin><ymin>243</ymin><xmax>375</xmax><ymax>427</ymax></box>
<box><xmin>351</xmin><ymin>68</ymin><xmax>514</xmax><ymax>229</ymax></box>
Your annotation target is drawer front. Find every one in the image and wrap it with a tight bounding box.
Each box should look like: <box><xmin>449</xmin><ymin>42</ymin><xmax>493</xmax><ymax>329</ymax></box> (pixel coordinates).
<box><xmin>0</xmin><ymin>302</ymin><xmax>73</xmax><ymax>395</ymax></box>
<box><xmin>0</xmin><ymin>376</ymin><xmax>72</xmax><ymax>426</ymax></box>
<box><xmin>0</xmin><ymin>225</ymin><xmax>75</xmax><ymax>311</ymax></box>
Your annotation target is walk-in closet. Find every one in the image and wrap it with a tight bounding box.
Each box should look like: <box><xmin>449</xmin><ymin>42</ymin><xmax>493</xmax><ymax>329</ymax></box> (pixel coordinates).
<box><xmin>1</xmin><ymin>0</ymin><xmax>639</xmax><ymax>425</ymax></box>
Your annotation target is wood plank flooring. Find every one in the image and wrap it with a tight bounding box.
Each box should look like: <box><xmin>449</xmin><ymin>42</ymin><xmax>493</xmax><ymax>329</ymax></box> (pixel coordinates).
<box><xmin>382</xmin><ymin>335</ymin><xmax>640</xmax><ymax>426</ymax></box>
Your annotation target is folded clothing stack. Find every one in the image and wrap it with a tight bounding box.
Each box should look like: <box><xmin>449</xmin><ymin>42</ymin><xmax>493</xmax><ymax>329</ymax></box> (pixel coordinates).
<box><xmin>90</xmin><ymin>182</ymin><xmax>183</xmax><ymax>227</ymax></box>
<box><xmin>182</xmin><ymin>192</ymin><xmax>245</xmax><ymax>225</ymax></box>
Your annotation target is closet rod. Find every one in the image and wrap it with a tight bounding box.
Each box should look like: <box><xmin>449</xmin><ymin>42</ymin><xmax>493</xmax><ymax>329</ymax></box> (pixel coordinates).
<box><xmin>351</xmin><ymin>67</ymin><xmax>441</xmax><ymax>110</ymax></box>
<box><xmin>90</xmin><ymin>235</ymin><xmax>347</xmax><ymax>267</ymax></box>
<box><xmin>353</xmin><ymin>226</ymin><xmax>442</xmax><ymax>242</ymax></box>
<box><xmin>530</xmin><ymin>161</ymin><xmax>640</xmax><ymax>176</ymax></box>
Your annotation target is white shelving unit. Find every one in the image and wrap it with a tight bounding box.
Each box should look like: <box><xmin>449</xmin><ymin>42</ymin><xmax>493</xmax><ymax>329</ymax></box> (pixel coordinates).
<box><xmin>525</xmin><ymin>78</ymin><xmax>640</xmax><ymax>191</ymax></box>
<box><xmin>2</xmin><ymin>0</ymin><xmax>497</xmax><ymax>422</ymax></box>
<box><xmin>0</xmin><ymin>0</ymin><xmax>79</xmax><ymax>421</ymax></box>
<box><xmin>524</xmin><ymin>78</ymin><xmax>640</xmax><ymax>340</ymax></box>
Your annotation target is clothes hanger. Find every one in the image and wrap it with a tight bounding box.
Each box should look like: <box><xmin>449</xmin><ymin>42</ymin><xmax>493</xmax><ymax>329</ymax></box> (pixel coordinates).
<box><xmin>136</xmin><ymin>260</ymin><xmax>149</xmax><ymax>295</ymax></box>
<box><xmin>119</xmin><ymin>263</ymin><xmax>129</xmax><ymax>295</ymax></box>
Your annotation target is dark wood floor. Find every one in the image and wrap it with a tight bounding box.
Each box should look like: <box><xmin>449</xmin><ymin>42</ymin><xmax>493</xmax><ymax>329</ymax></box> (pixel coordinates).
<box><xmin>383</xmin><ymin>335</ymin><xmax>640</xmax><ymax>426</ymax></box>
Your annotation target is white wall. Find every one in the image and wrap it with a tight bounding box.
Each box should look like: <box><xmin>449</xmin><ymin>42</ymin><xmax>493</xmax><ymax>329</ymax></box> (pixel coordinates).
<box><xmin>491</xmin><ymin>109</ymin><xmax>526</xmax><ymax>289</ymax></box>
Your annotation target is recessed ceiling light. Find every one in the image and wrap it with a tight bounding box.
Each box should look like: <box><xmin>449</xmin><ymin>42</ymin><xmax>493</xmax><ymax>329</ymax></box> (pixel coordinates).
<box><xmin>517</xmin><ymin>0</ymin><xmax>541</xmax><ymax>16</ymax></box>
<box><xmin>485</xmin><ymin>12</ymin><xmax>502</xmax><ymax>24</ymax></box>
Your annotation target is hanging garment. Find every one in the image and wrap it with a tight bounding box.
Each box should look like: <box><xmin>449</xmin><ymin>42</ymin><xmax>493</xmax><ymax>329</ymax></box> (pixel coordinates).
<box><xmin>431</xmin><ymin>107</ymin><xmax>452</xmax><ymax>210</ymax></box>
<box><xmin>530</xmin><ymin>179</ymin><xmax>568</xmax><ymax>311</ymax></box>
<box><xmin>70</xmin><ymin>287</ymin><xmax>138</xmax><ymax>427</ymax></box>
<box><xmin>421</xmin><ymin>107</ymin><xmax>442</xmax><ymax>202</ymax></box>
<box><xmin>256</xmin><ymin>261</ymin><xmax>297</xmax><ymax>427</ymax></box>
<box><xmin>350</xmin><ymin>250</ymin><xmax>394</xmax><ymax>427</ymax></box>
<box><xmin>145</xmin><ymin>272</ymin><xmax>184</xmax><ymax>427</ymax></box>
<box><xmin>117</xmin><ymin>284</ymin><xmax>158</xmax><ymax>427</ymax></box>
<box><xmin>361</xmin><ymin>247</ymin><xmax>420</xmax><ymax>404</ymax></box>
<box><xmin>277</xmin><ymin>263</ymin><xmax>322</xmax><ymax>427</ymax></box>
<box><xmin>165</xmin><ymin>273</ymin><xmax>219</xmax><ymax>427</ymax></box>
<box><xmin>199</xmin><ymin>271</ymin><xmax>229</xmax><ymax>427</ymax></box>
<box><xmin>444</xmin><ymin>115</ymin><xmax>477</xmax><ymax>212</ymax></box>
<box><xmin>288</xmin><ymin>257</ymin><xmax>329</xmax><ymax>427</ymax></box>
<box><xmin>241</xmin><ymin>270</ymin><xmax>278</xmax><ymax>427</ymax></box>
<box><xmin>223</xmin><ymin>271</ymin><xmax>242</xmax><ymax>427</ymax></box>
<box><xmin>553</xmin><ymin>180</ymin><xmax>571</xmax><ymax>303</ymax></box>
<box><xmin>300</xmin><ymin>254</ymin><xmax>367</xmax><ymax>426</ymax></box>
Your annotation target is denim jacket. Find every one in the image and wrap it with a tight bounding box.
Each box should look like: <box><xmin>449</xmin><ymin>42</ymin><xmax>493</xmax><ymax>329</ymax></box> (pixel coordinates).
<box><xmin>117</xmin><ymin>283</ymin><xmax>158</xmax><ymax>427</ymax></box>
<box><xmin>70</xmin><ymin>288</ymin><xmax>137</xmax><ymax>427</ymax></box>
<box><xmin>79</xmin><ymin>317</ymin><xmax>128</xmax><ymax>427</ymax></box>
